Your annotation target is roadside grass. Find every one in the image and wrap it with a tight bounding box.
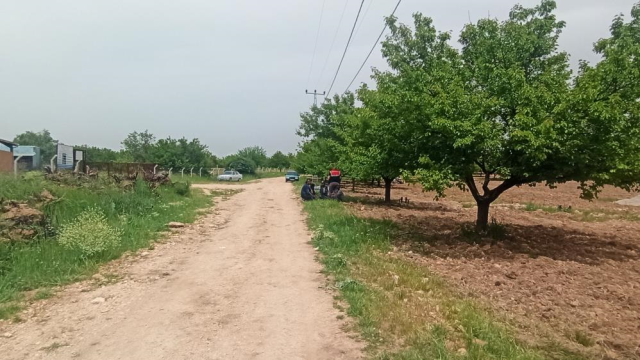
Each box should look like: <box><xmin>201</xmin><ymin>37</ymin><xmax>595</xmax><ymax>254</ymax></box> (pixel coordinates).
<box><xmin>0</xmin><ymin>174</ymin><xmax>213</xmax><ymax>318</ymax></box>
<box><xmin>173</xmin><ymin>175</ymin><xmax>213</xmax><ymax>184</ymax></box>
<box><xmin>302</xmin><ymin>198</ymin><xmax>578</xmax><ymax>359</ymax></box>
<box><xmin>33</xmin><ymin>288</ymin><xmax>54</xmax><ymax>300</ymax></box>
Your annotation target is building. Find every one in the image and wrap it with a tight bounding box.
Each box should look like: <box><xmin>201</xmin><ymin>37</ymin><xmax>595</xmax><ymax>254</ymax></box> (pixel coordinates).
<box><xmin>13</xmin><ymin>146</ymin><xmax>41</xmax><ymax>170</ymax></box>
<box><xmin>56</xmin><ymin>143</ymin><xmax>84</xmax><ymax>171</ymax></box>
<box><xmin>0</xmin><ymin>138</ymin><xmax>18</xmax><ymax>172</ymax></box>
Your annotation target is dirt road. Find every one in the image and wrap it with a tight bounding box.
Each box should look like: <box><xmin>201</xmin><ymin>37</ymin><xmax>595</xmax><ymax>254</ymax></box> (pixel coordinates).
<box><xmin>0</xmin><ymin>178</ymin><xmax>362</xmax><ymax>360</ymax></box>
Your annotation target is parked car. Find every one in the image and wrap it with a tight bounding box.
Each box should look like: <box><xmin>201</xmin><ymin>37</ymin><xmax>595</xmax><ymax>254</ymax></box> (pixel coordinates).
<box><xmin>285</xmin><ymin>171</ymin><xmax>299</xmax><ymax>182</ymax></box>
<box><xmin>217</xmin><ymin>170</ymin><xmax>243</xmax><ymax>182</ymax></box>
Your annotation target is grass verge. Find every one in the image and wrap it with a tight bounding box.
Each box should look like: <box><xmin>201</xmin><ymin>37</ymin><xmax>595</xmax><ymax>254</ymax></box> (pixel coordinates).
<box><xmin>0</xmin><ymin>174</ymin><xmax>214</xmax><ymax>318</ymax></box>
<box><xmin>301</xmin><ymin>198</ymin><xmax>578</xmax><ymax>359</ymax></box>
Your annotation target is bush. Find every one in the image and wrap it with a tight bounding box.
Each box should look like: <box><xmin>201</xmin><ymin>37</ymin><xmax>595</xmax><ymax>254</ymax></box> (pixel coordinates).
<box><xmin>173</xmin><ymin>181</ymin><xmax>191</xmax><ymax>196</ymax></box>
<box><xmin>223</xmin><ymin>155</ymin><xmax>257</xmax><ymax>174</ymax></box>
<box><xmin>57</xmin><ymin>208</ymin><xmax>122</xmax><ymax>256</ymax></box>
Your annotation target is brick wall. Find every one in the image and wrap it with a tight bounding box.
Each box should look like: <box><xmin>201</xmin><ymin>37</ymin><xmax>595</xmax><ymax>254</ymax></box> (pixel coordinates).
<box><xmin>0</xmin><ymin>150</ymin><xmax>13</xmax><ymax>172</ymax></box>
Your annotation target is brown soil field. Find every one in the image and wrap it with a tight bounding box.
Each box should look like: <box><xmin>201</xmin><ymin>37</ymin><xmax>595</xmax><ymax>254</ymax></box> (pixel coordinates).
<box><xmin>345</xmin><ymin>181</ymin><xmax>640</xmax><ymax>359</ymax></box>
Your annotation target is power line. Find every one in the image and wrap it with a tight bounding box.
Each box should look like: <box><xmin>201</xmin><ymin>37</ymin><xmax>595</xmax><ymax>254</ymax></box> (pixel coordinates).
<box><xmin>325</xmin><ymin>0</ymin><xmax>366</xmax><ymax>99</ymax></box>
<box><xmin>344</xmin><ymin>0</ymin><xmax>402</xmax><ymax>94</ymax></box>
<box><xmin>353</xmin><ymin>0</ymin><xmax>375</xmax><ymax>42</ymax></box>
<box><xmin>306</xmin><ymin>0</ymin><xmax>327</xmax><ymax>89</ymax></box>
<box><xmin>316</xmin><ymin>0</ymin><xmax>350</xmax><ymax>88</ymax></box>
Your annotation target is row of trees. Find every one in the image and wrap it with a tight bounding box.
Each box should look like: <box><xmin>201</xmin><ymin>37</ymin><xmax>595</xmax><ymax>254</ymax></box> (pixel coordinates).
<box><xmin>220</xmin><ymin>146</ymin><xmax>294</xmax><ymax>174</ymax></box>
<box><xmin>11</xmin><ymin>129</ymin><xmax>293</xmax><ymax>174</ymax></box>
<box><xmin>295</xmin><ymin>0</ymin><xmax>640</xmax><ymax>229</ymax></box>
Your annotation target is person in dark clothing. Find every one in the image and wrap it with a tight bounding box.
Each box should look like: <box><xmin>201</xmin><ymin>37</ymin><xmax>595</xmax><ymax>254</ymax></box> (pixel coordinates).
<box><xmin>320</xmin><ymin>180</ymin><xmax>329</xmax><ymax>199</ymax></box>
<box><xmin>301</xmin><ymin>179</ymin><xmax>315</xmax><ymax>201</ymax></box>
<box><xmin>328</xmin><ymin>181</ymin><xmax>340</xmax><ymax>197</ymax></box>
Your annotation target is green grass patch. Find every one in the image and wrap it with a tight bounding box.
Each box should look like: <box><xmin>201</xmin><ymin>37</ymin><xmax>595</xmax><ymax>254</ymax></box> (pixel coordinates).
<box><xmin>0</xmin><ymin>174</ymin><xmax>214</xmax><ymax>318</ymax></box>
<box><xmin>576</xmin><ymin>208</ymin><xmax>640</xmax><ymax>222</ymax></box>
<box><xmin>33</xmin><ymin>288</ymin><xmax>54</xmax><ymax>300</ymax></box>
<box><xmin>0</xmin><ymin>303</ymin><xmax>22</xmax><ymax>320</ymax></box>
<box><xmin>521</xmin><ymin>201</ymin><xmax>640</xmax><ymax>222</ymax></box>
<box><xmin>301</xmin><ymin>198</ymin><xmax>575</xmax><ymax>359</ymax></box>
<box><xmin>524</xmin><ymin>203</ymin><xmax>574</xmax><ymax>213</ymax></box>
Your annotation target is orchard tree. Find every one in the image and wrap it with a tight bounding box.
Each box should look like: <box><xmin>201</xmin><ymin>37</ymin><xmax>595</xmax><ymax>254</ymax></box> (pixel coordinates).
<box><xmin>152</xmin><ymin>137</ymin><xmax>215</xmax><ymax>169</ymax></box>
<box><xmin>122</xmin><ymin>130</ymin><xmax>156</xmax><ymax>163</ymax></box>
<box><xmin>339</xmin><ymin>86</ymin><xmax>420</xmax><ymax>202</ymax></box>
<box><xmin>268</xmin><ymin>151</ymin><xmax>291</xmax><ymax>170</ymax></box>
<box><xmin>296</xmin><ymin>93</ymin><xmax>356</xmax><ymax>176</ymax></box>
<box><xmin>79</xmin><ymin>146</ymin><xmax>120</xmax><ymax>162</ymax></box>
<box><xmin>380</xmin><ymin>0</ymin><xmax>640</xmax><ymax>229</ymax></box>
<box><xmin>223</xmin><ymin>154</ymin><xmax>257</xmax><ymax>174</ymax></box>
<box><xmin>558</xmin><ymin>4</ymin><xmax>640</xmax><ymax>194</ymax></box>
<box><xmin>237</xmin><ymin>146</ymin><xmax>268</xmax><ymax>168</ymax></box>
<box><xmin>294</xmin><ymin>138</ymin><xmax>338</xmax><ymax>176</ymax></box>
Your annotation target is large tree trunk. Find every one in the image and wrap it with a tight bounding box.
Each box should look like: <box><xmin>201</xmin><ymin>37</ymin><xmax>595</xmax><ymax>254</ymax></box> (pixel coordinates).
<box><xmin>465</xmin><ymin>173</ymin><xmax>522</xmax><ymax>231</ymax></box>
<box><xmin>476</xmin><ymin>199</ymin><xmax>491</xmax><ymax>230</ymax></box>
<box><xmin>383</xmin><ymin>177</ymin><xmax>392</xmax><ymax>202</ymax></box>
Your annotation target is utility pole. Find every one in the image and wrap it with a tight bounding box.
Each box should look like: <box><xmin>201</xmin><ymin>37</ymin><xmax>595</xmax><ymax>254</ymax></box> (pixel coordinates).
<box><xmin>305</xmin><ymin>89</ymin><xmax>326</xmax><ymax>106</ymax></box>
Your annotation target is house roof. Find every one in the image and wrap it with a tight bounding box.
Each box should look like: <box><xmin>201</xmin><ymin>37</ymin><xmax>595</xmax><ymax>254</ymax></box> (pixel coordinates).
<box><xmin>0</xmin><ymin>138</ymin><xmax>18</xmax><ymax>148</ymax></box>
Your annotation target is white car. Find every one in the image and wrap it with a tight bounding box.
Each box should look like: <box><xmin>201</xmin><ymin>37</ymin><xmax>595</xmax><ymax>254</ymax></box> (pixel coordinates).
<box><xmin>217</xmin><ymin>170</ymin><xmax>243</xmax><ymax>182</ymax></box>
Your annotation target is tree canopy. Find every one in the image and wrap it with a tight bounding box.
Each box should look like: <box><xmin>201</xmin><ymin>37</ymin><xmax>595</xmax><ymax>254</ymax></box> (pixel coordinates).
<box><xmin>268</xmin><ymin>151</ymin><xmax>292</xmax><ymax>170</ymax></box>
<box><xmin>296</xmin><ymin>0</ymin><xmax>640</xmax><ymax>229</ymax></box>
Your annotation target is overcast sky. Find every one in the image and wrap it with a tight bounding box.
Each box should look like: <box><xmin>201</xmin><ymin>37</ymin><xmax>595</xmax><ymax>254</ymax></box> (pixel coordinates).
<box><xmin>0</xmin><ymin>0</ymin><xmax>636</xmax><ymax>156</ymax></box>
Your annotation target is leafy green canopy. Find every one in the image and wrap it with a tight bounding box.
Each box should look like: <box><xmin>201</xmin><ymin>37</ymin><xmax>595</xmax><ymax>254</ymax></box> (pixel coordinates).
<box><xmin>267</xmin><ymin>151</ymin><xmax>292</xmax><ymax>170</ymax></box>
<box><xmin>375</xmin><ymin>0</ymin><xmax>640</xmax><ymax>226</ymax></box>
<box><xmin>295</xmin><ymin>94</ymin><xmax>357</xmax><ymax>176</ymax></box>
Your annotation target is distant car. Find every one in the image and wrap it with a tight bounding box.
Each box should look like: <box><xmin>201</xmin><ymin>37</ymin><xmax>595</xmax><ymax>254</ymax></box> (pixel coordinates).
<box><xmin>217</xmin><ymin>170</ymin><xmax>243</xmax><ymax>182</ymax></box>
<box><xmin>285</xmin><ymin>171</ymin><xmax>299</xmax><ymax>182</ymax></box>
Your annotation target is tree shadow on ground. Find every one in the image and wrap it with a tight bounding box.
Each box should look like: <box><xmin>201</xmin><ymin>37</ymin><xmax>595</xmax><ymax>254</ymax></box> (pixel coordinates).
<box><xmin>347</xmin><ymin>196</ymin><xmax>640</xmax><ymax>266</ymax></box>
<box><xmin>343</xmin><ymin>195</ymin><xmax>461</xmax><ymax>213</ymax></box>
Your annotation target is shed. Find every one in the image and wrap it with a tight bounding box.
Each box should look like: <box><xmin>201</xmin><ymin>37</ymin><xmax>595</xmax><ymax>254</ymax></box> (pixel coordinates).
<box><xmin>0</xmin><ymin>138</ymin><xmax>18</xmax><ymax>172</ymax></box>
<box><xmin>13</xmin><ymin>146</ymin><xmax>41</xmax><ymax>170</ymax></box>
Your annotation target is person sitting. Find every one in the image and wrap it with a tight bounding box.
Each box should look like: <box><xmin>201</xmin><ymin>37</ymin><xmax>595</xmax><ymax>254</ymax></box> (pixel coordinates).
<box><xmin>320</xmin><ymin>180</ymin><xmax>329</xmax><ymax>199</ymax></box>
<box><xmin>328</xmin><ymin>181</ymin><xmax>340</xmax><ymax>197</ymax></box>
<box><xmin>301</xmin><ymin>178</ymin><xmax>315</xmax><ymax>201</ymax></box>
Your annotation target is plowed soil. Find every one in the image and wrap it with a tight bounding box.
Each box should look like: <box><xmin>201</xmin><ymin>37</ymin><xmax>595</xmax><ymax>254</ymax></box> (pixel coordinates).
<box><xmin>346</xmin><ymin>181</ymin><xmax>640</xmax><ymax>359</ymax></box>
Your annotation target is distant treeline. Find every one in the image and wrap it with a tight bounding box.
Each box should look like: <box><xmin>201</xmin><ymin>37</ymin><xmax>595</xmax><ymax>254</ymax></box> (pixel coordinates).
<box><xmin>11</xmin><ymin>129</ymin><xmax>294</xmax><ymax>174</ymax></box>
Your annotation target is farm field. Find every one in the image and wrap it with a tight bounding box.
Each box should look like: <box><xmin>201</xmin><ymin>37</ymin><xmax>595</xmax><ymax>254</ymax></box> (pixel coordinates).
<box><xmin>341</xmin><ymin>181</ymin><xmax>640</xmax><ymax>358</ymax></box>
